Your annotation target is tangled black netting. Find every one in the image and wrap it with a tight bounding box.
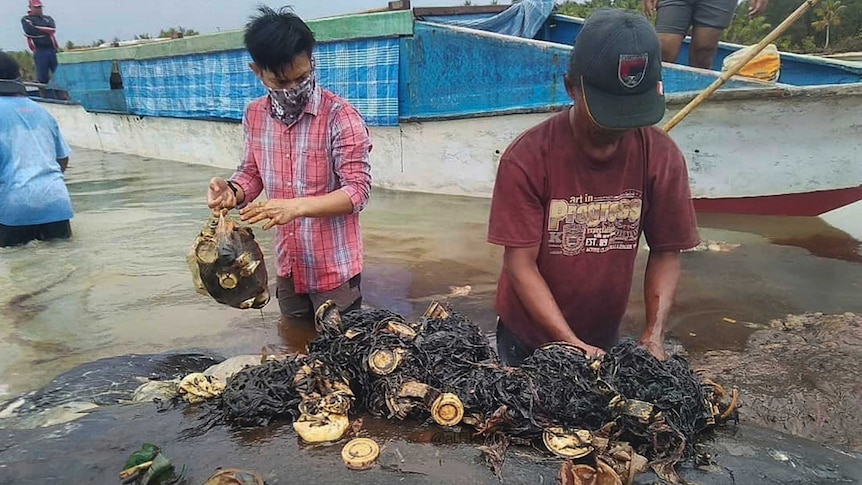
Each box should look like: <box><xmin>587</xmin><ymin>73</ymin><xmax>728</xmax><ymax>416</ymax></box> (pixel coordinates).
<box><xmin>414</xmin><ymin>310</ymin><xmax>495</xmax><ymax>390</ymax></box>
<box><xmin>449</xmin><ymin>363</ymin><xmax>541</xmax><ymax>436</ymax></box>
<box><xmin>305</xmin><ymin>307</ymin><xmax>495</xmax><ymax>420</ymax></box>
<box><xmin>307</xmin><ymin>308</ymin><xmax>426</xmax><ymax>417</ymax></box>
<box><xmin>177</xmin><ymin>355</ymin><xmax>310</xmax><ymax>437</ymax></box>
<box><xmin>180</xmin><ymin>302</ymin><xmax>727</xmax><ymax>473</ymax></box>
<box><xmin>218</xmin><ymin>356</ymin><xmax>309</xmax><ymax>426</ymax></box>
<box><xmin>520</xmin><ymin>343</ymin><xmax>616</xmax><ymax>431</ymax></box>
<box><xmin>598</xmin><ymin>340</ymin><xmax>714</xmax><ymax>459</ymax></box>
<box><xmin>435</xmin><ymin>339</ymin><xmax>714</xmax><ymax>462</ymax></box>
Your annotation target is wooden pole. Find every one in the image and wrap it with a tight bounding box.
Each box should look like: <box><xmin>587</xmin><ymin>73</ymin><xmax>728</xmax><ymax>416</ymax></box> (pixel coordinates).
<box><xmin>662</xmin><ymin>0</ymin><xmax>822</xmax><ymax>132</ymax></box>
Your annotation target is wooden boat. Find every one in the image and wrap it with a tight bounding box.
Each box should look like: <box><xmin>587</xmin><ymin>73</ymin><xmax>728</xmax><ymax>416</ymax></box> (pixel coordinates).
<box><xmin>37</xmin><ymin>1</ymin><xmax>862</xmax><ymax>217</ymax></box>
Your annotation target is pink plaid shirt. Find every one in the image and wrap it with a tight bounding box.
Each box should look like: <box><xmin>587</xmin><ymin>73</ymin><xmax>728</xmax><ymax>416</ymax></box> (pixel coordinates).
<box><xmin>230</xmin><ymin>86</ymin><xmax>372</xmax><ymax>294</ymax></box>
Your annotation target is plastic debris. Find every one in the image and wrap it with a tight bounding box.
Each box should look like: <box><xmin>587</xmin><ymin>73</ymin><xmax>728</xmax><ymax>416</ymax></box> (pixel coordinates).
<box><xmin>201</xmin><ymin>468</ymin><xmax>265</xmax><ymax>485</ymax></box>
<box><xmin>188</xmin><ymin>211</ymin><xmax>269</xmax><ymax>310</ymax></box>
<box><xmin>176</xmin><ymin>300</ymin><xmax>737</xmax><ymax>483</ymax></box>
<box><xmin>341</xmin><ymin>438</ymin><xmax>380</xmax><ymax>470</ymax></box>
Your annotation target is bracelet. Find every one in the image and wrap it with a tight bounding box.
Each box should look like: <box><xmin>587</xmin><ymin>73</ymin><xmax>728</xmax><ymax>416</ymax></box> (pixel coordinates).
<box><xmin>226</xmin><ymin>180</ymin><xmax>239</xmax><ymax>198</ymax></box>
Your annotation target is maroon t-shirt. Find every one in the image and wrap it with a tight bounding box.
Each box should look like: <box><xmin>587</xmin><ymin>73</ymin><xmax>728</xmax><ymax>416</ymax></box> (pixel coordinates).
<box><xmin>487</xmin><ymin>109</ymin><xmax>700</xmax><ymax>351</ymax></box>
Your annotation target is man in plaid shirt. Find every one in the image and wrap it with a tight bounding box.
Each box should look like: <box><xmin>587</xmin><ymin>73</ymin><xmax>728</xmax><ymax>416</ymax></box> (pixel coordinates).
<box><xmin>208</xmin><ymin>6</ymin><xmax>372</xmax><ymax>323</ymax></box>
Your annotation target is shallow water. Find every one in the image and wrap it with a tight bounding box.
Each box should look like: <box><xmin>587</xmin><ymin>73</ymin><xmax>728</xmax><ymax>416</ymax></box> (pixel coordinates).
<box><xmin>1</xmin><ymin>147</ymin><xmax>861</xmax><ymax>405</ymax></box>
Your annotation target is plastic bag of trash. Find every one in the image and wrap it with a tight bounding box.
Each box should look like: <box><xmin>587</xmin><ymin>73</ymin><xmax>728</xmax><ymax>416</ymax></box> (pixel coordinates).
<box><xmin>187</xmin><ymin>211</ymin><xmax>270</xmax><ymax>310</ymax></box>
<box><xmin>721</xmin><ymin>43</ymin><xmax>781</xmax><ymax>82</ymax></box>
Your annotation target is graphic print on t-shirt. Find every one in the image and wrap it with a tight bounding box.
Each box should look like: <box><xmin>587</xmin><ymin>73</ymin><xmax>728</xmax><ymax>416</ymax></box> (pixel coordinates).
<box><xmin>546</xmin><ymin>190</ymin><xmax>643</xmax><ymax>256</ymax></box>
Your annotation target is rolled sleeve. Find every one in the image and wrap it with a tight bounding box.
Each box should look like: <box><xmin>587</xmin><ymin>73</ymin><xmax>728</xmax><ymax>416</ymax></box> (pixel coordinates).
<box><xmin>230</xmin><ymin>111</ymin><xmax>264</xmax><ymax>208</ymax></box>
<box><xmin>487</xmin><ymin>155</ymin><xmax>545</xmax><ymax>248</ymax></box>
<box><xmin>330</xmin><ymin>105</ymin><xmax>372</xmax><ymax>213</ymax></box>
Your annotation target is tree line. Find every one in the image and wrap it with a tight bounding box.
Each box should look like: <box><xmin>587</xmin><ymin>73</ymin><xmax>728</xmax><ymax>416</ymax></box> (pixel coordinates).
<box><xmin>557</xmin><ymin>0</ymin><xmax>862</xmax><ymax>53</ymax></box>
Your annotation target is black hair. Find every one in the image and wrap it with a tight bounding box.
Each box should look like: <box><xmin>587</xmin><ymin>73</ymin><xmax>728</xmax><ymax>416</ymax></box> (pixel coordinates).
<box><xmin>0</xmin><ymin>52</ymin><xmax>22</xmax><ymax>80</ymax></box>
<box><xmin>244</xmin><ymin>5</ymin><xmax>316</xmax><ymax>73</ymax></box>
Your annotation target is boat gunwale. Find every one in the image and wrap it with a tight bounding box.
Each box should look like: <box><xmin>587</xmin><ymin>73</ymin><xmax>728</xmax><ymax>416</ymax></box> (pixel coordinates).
<box><xmin>55</xmin><ymin>9</ymin><xmax>415</xmax><ymax>65</ymax></box>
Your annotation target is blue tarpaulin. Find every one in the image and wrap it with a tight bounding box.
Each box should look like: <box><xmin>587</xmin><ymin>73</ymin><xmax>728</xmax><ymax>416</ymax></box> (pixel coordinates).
<box><xmin>425</xmin><ymin>0</ymin><xmax>554</xmax><ymax>39</ymax></box>
<box><xmin>52</xmin><ymin>60</ymin><xmax>128</xmax><ymax>113</ymax></box>
<box><xmin>119</xmin><ymin>38</ymin><xmax>401</xmax><ymax>126</ymax></box>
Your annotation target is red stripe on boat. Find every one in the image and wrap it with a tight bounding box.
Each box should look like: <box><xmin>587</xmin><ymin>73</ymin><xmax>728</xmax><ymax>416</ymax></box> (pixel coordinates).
<box><xmin>693</xmin><ymin>185</ymin><xmax>862</xmax><ymax>217</ymax></box>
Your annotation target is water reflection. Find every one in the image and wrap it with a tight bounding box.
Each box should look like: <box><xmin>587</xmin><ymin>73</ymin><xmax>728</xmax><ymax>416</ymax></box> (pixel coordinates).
<box><xmin>696</xmin><ymin>212</ymin><xmax>862</xmax><ymax>263</ymax></box>
<box><xmin>1</xmin><ymin>147</ymin><xmax>861</xmax><ymax>404</ymax></box>
<box><xmin>277</xmin><ymin>317</ymin><xmax>319</xmax><ymax>354</ymax></box>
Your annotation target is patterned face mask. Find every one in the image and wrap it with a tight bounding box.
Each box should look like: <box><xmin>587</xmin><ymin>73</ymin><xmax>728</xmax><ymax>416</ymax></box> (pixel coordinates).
<box><xmin>266</xmin><ymin>67</ymin><xmax>316</xmax><ymax>126</ymax></box>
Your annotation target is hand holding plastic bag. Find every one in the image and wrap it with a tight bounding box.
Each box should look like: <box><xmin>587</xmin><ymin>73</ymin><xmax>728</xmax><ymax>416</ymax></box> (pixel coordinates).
<box><xmin>188</xmin><ymin>211</ymin><xmax>270</xmax><ymax>310</ymax></box>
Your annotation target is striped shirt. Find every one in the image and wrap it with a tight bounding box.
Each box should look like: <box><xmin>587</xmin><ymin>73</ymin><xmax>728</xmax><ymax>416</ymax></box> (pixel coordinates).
<box><xmin>21</xmin><ymin>15</ymin><xmax>59</xmax><ymax>51</ymax></box>
<box><xmin>230</xmin><ymin>86</ymin><xmax>372</xmax><ymax>293</ymax></box>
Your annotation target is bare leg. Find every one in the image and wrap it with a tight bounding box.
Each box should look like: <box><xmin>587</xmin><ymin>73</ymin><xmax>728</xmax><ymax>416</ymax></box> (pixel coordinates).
<box><xmin>658</xmin><ymin>33</ymin><xmax>686</xmax><ymax>64</ymax></box>
<box><xmin>689</xmin><ymin>26</ymin><xmax>724</xmax><ymax>69</ymax></box>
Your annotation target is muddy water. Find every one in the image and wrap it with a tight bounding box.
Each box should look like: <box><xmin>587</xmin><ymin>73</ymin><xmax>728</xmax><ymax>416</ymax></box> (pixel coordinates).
<box><xmin>1</xmin><ymin>148</ymin><xmax>862</xmax><ymax>478</ymax></box>
<box><xmin>2</xmin><ymin>147</ymin><xmax>862</xmax><ymax>398</ymax></box>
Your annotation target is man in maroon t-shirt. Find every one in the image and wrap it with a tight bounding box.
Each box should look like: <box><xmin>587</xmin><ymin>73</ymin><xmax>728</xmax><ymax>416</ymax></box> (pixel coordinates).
<box><xmin>487</xmin><ymin>8</ymin><xmax>700</xmax><ymax>366</ymax></box>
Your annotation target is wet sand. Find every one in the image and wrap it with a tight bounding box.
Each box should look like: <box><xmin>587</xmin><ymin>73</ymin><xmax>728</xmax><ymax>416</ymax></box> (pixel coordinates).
<box><xmin>693</xmin><ymin>312</ymin><xmax>862</xmax><ymax>453</ymax></box>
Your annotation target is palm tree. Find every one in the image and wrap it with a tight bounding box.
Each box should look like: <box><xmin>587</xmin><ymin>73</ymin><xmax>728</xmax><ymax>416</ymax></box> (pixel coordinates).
<box><xmin>812</xmin><ymin>0</ymin><xmax>847</xmax><ymax>50</ymax></box>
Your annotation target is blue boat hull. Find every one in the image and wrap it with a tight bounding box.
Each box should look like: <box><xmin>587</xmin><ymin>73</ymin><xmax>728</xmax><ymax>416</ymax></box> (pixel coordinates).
<box><xmin>37</xmin><ymin>5</ymin><xmax>862</xmax><ymax>217</ymax></box>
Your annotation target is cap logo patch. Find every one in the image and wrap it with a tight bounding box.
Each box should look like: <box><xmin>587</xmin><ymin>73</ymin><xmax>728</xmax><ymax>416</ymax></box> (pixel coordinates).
<box><xmin>618</xmin><ymin>53</ymin><xmax>648</xmax><ymax>89</ymax></box>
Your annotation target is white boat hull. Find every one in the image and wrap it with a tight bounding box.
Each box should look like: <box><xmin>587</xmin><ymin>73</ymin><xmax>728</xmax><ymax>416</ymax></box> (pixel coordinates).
<box><xmin>41</xmin><ymin>86</ymin><xmax>862</xmax><ymax>217</ymax></box>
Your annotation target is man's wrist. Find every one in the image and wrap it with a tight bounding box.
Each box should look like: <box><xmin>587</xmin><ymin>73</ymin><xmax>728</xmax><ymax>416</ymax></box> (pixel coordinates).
<box><xmin>641</xmin><ymin>326</ymin><xmax>663</xmax><ymax>341</ymax></box>
<box><xmin>225</xmin><ymin>180</ymin><xmax>239</xmax><ymax>197</ymax></box>
<box><xmin>294</xmin><ymin>198</ymin><xmax>311</xmax><ymax>218</ymax></box>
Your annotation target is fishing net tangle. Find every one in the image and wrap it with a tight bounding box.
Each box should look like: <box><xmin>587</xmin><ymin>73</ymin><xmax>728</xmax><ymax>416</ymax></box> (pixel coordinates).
<box><xmin>183</xmin><ymin>301</ymin><xmax>737</xmax><ymax>482</ymax></box>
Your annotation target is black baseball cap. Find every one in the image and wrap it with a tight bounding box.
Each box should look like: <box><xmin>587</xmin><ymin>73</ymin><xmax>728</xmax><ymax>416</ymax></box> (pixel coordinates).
<box><xmin>569</xmin><ymin>8</ymin><xmax>665</xmax><ymax>130</ymax></box>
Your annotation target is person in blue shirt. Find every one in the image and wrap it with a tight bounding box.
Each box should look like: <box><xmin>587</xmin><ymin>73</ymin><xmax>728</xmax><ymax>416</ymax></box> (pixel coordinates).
<box><xmin>0</xmin><ymin>51</ymin><xmax>73</xmax><ymax>247</ymax></box>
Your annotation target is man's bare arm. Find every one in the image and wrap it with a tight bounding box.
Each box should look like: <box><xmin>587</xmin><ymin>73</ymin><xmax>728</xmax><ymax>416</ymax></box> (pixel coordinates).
<box><xmin>639</xmin><ymin>250</ymin><xmax>682</xmax><ymax>360</ymax></box>
<box><xmin>57</xmin><ymin>157</ymin><xmax>68</xmax><ymax>173</ymax></box>
<box><xmin>503</xmin><ymin>246</ymin><xmax>604</xmax><ymax>357</ymax></box>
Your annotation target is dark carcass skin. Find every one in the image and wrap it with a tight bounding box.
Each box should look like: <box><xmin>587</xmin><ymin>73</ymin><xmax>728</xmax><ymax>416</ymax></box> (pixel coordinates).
<box><xmin>189</xmin><ymin>212</ymin><xmax>270</xmax><ymax>310</ymax></box>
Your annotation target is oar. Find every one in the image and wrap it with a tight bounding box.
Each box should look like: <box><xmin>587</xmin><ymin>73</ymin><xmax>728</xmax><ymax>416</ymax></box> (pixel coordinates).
<box><xmin>662</xmin><ymin>0</ymin><xmax>823</xmax><ymax>132</ymax></box>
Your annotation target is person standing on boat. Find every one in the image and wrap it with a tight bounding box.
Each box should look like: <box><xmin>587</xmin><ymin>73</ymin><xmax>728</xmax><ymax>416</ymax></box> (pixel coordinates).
<box><xmin>21</xmin><ymin>0</ymin><xmax>59</xmax><ymax>84</ymax></box>
<box><xmin>0</xmin><ymin>52</ymin><xmax>74</xmax><ymax>247</ymax></box>
<box><xmin>644</xmin><ymin>0</ymin><xmax>768</xmax><ymax>69</ymax></box>
<box><xmin>207</xmin><ymin>6</ymin><xmax>372</xmax><ymax>322</ymax></box>
<box><xmin>487</xmin><ymin>8</ymin><xmax>700</xmax><ymax>365</ymax></box>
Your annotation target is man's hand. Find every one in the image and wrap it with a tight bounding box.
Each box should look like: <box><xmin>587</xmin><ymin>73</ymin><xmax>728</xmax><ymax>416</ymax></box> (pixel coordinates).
<box><xmin>575</xmin><ymin>341</ymin><xmax>606</xmax><ymax>359</ymax></box>
<box><xmin>638</xmin><ymin>334</ymin><xmax>667</xmax><ymax>361</ymax></box>
<box><xmin>642</xmin><ymin>0</ymin><xmax>658</xmax><ymax>18</ymax></box>
<box><xmin>240</xmin><ymin>199</ymin><xmax>304</xmax><ymax>230</ymax></box>
<box><xmin>207</xmin><ymin>177</ymin><xmax>237</xmax><ymax>210</ymax></box>
<box><xmin>749</xmin><ymin>0</ymin><xmax>768</xmax><ymax>18</ymax></box>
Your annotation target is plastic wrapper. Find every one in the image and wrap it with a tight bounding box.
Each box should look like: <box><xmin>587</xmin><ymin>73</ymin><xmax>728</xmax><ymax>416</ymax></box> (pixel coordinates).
<box><xmin>188</xmin><ymin>211</ymin><xmax>270</xmax><ymax>310</ymax></box>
